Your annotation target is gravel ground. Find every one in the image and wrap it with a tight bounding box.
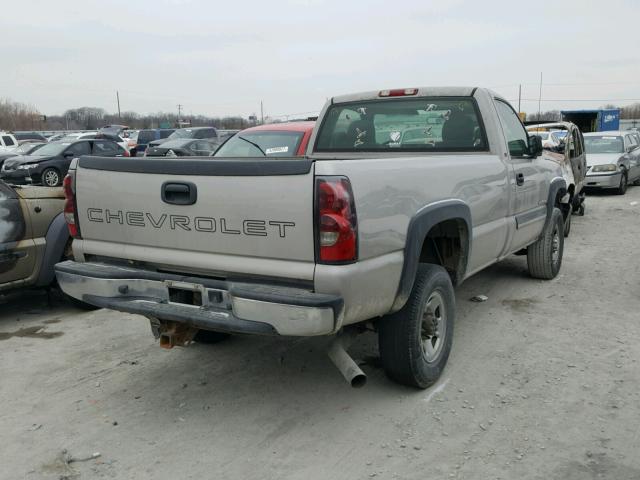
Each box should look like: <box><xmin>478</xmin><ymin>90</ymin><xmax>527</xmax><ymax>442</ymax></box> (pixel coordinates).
<box><xmin>1</xmin><ymin>186</ymin><xmax>639</xmax><ymax>480</ymax></box>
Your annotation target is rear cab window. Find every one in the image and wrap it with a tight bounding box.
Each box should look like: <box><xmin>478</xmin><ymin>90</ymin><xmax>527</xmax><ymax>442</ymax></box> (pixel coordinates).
<box><xmin>2</xmin><ymin>135</ymin><xmax>16</xmax><ymax>147</ymax></box>
<box><xmin>315</xmin><ymin>97</ymin><xmax>487</xmax><ymax>152</ymax></box>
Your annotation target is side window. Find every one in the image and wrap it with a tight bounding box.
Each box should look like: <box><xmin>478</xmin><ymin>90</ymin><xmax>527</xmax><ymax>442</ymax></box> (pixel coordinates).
<box><xmin>92</xmin><ymin>140</ymin><xmax>117</xmax><ymax>154</ymax></box>
<box><xmin>626</xmin><ymin>135</ymin><xmax>638</xmax><ymax>151</ymax></box>
<box><xmin>2</xmin><ymin>135</ymin><xmax>15</xmax><ymax>146</ymax></box>
<box><xmin>67</xmin><ymin>142</ymin><xmax>91</xmax><ymax>156</ymax></box>
<box><xmin>494</xmin><ymin>100</ymin><xmax>529</xmax><ymax>157</ymax></box>
<box><xmin>570</xmin><ymin>129</ymin><xmax>582</xmax><ymax>157</ymax></box>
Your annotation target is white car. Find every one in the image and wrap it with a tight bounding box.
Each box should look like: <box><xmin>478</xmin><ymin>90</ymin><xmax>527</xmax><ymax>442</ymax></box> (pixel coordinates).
<box><xmin>60</xmin><ymin>131</ymin><xmax>129</xmax><ymax>153</ymax></box>
<box><xmin>0</xmin><ymin>132</ymin><xmax>19</xmax><ymax>152</ymax></box>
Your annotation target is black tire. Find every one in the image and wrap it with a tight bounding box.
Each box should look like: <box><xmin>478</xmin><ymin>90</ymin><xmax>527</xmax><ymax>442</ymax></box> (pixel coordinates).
<box><xmin>378</xmin><ymin>264</ymin><xmax>455</xmax><ymax>389</ymax></box>
<box><xmin>527</xmin><ymin>207</ymin><xmax>564</xmax><ymax>280</ymax></box>
<box><xmin>563</xmin><ymin>205</ymin><xmax>571</xmax><ymax>237</ymax></box>
<box><xmin>193</xmin><ymin>329</ymin><xmax>231</xmax><ymax>344</ymax></box>
<box><xmin>41</xmin><ymin>167</ymin><xmax>62</xmax><ymax>187</ymax></box>
<box><xmin>616</xmin><ymin>171</ymin><xmax>628</xmax><ymax>195</ymax></box>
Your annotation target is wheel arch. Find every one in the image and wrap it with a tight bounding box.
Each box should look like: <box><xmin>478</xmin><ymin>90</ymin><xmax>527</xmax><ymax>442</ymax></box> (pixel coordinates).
<box><xmin>35</xmin><ymin>213</ymin><xmax>70</xmax><ymax>287</ymax></box>
<box><xmin>545</xmin><ymin>177</ymin><xmax>567</xmax><ymax>228</ymax></box>
<box><xmin>390</xmin><ymin>200</ymin><xmax>471</xmax><ymax>313</ymax></box>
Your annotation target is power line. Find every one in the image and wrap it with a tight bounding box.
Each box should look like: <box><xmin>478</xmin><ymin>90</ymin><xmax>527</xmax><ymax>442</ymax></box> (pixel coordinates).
<box><xmin>514</xmin><ymin>98</ymin><xmax>640</xmax><ymax>102</ymax></box>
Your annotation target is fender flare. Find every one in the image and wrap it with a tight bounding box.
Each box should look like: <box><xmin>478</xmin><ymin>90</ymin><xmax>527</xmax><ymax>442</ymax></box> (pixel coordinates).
<box><xmin>544</xmin><ymin>177</ymin><xmax>567</xmax><ymax>230</ymax></box>
<box><xmin>390</xmin><ymin>200</ymin><xmax>472</xmax><ymax>313</ymax></box>
<box><xmin>35</xmin><ymin>213</ymin><xmax>70</xmax><ymax>287</ymax></box>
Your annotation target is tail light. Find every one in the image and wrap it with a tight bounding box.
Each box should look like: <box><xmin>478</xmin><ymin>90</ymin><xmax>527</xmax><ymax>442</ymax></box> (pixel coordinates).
<box><xmin>315</xmin><ymin>177</ymin><xmax>357</xmax><ymax>263</ymax></box>
<box><xmin>63</xmin><ymin>173</ymin><xmax>80</xmax><ymax>238</ymax></box>
<box><xmin>123</xmin><ymin>148</ymin><xmax>130</xmax><ymax>157</ymax></box>
<box><xmin>379</xmin><ymin>88</ymin><xmax>418</xmax><ymax>97</ymax></box>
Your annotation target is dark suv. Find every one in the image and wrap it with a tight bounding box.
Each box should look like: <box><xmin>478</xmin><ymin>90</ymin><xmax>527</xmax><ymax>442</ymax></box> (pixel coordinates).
<box><xmin>0</xmin><ymin>139</ymin><xmax>127</xmax><ymax>186</ymax></box>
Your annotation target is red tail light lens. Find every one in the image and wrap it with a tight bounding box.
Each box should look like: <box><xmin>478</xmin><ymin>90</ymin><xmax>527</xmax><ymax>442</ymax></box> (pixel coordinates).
<box><xmin>123</xmin><ymin>148</ymin><xmax>130</xmax><ymax>157</ymax></box>
<box><xmin>316</xmin><ymin>177</ymin><xmax>357</xmax><ymax>263</ymax></box>
<box><xmin>63</xmin><ymin>173</ymin><xmax>80</xmax><ymax>238</ymax></box>
<box><xmin>379</xmin><ymin>88</ymin><xmax>418</xmax><ymax>97</ymax></box>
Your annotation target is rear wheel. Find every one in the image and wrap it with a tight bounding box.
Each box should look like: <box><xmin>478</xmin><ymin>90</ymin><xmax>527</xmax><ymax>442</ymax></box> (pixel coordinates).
<box><xmin>379</xmin><ymin>264</ymin><xmax>455</xmax><ymax>389</ymax></box>
<box><xmin>41</xmin><ymin>167</ymin><xmax>61</xmax><ymax>187</ymax></box>
<box><xmin>527</xmin><ymin>207</ymin><xmax>564</xmax><ymax>280</ymax></box>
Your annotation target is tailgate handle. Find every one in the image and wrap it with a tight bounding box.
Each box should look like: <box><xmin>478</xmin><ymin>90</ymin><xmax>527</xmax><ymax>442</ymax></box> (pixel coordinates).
<box><xmin>161</xmin><ymin>181</ymin><xmax>197</xmax><ymax>205</ymax></box>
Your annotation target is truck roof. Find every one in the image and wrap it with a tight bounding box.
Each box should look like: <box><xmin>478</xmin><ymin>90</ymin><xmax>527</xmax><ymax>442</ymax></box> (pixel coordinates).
<box><xmin>331</xmin><ymin>87</ymin><xmax>481</xmax><ymax>104</ymax></box>
<box><xmin>240</xmin><ymin>121</ymin><xmax>315</xmax><ymax>133</ymax></box>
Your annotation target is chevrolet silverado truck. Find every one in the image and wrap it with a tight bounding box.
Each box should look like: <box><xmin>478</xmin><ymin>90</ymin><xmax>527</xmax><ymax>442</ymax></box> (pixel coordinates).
<box><xmin>55</xmin><ymin>87</ymin><xmax>568</xmax><ymax>389</ymax></box>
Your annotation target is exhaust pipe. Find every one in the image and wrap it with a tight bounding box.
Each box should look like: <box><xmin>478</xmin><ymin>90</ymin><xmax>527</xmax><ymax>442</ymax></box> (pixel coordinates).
<box><xmin>328</xmin><ymin>330</ymin><xmax>367</xmax><ymax>388</ymax></box>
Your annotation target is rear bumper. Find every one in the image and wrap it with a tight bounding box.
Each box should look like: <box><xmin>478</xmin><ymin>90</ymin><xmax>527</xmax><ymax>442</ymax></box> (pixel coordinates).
<box><xmin>55</xmin><ymin>260</ymin><xmax>342</xmax><ymax>336</ymax></box>
<box><xmin>585</xmin><ymin>171</ymin><xmax>621</xmax><ymax>188</ymax></box>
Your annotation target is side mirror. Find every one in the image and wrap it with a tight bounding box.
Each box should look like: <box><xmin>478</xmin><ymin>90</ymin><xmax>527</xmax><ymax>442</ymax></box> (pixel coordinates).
<box><xmin>528</xmin><ymin>135</ymin><xmax>543</xmax><ymax>158</ymax></box>
<box><xmin>626</xmin><ymin>145</ymin><xmax>635</xmax><ymax>153</ymax></box>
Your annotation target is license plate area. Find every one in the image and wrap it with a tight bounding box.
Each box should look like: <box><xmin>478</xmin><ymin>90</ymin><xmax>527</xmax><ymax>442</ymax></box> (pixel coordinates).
<box><xmin>164</xmin><ymin>280</ymin><xmax>228</xmax><ymax>309</ymax></box>
<box><xmin>166</xmin><ymin>281</ymin><xmax>205</xmax><ymax>307</ymax></box>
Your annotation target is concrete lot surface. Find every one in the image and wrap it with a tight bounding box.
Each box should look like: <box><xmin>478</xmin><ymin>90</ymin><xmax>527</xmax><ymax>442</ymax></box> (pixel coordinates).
<box><xmin>1</xmin><ymin>187</ymin><xmax>639</xmax><ymax>480</ymax></box>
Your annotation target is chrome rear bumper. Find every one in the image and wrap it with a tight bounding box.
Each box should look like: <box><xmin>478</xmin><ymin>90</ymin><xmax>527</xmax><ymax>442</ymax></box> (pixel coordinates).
<box><xmin>55</xmin><ymin>261</ymin><xmax>342</xmax><ymax>336</ymax></box>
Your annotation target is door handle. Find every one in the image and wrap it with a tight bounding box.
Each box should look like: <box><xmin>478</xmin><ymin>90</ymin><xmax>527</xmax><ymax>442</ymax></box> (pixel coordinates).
<box><xmin>161</xmin><ymin>181</ymin><xmax>197</xmax><ymax>205</ymax></box>
<box><xmin>516</xmin><ymin>173</ymin><xmax>525</xmax><ymax>186</ymax></box>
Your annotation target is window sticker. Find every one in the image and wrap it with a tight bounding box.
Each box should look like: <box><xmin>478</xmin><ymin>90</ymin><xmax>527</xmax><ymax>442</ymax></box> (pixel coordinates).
<box><xmin>265</xmin><ymin>146</ymin><xmax>289</xmax><ymax>155</ymax></box>
<box><xmin>354</xmin><ymin>128</ymin><xmax>367</xmax><ymax>147</ymax></box>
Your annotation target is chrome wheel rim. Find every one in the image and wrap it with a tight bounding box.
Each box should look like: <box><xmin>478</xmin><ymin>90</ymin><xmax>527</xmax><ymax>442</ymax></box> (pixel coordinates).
<box><xmin>44</xmin><ymin>170</ymin><xmax>58</xmax><ymax>186</ymax></box>
<box><xmin>551</xmin><ymin>227</ymin><xmax>560</xmax><ymax>265</ymax></box>
<box><xmin>421</xmin><ymin>291</ymin><xmax>446</xmax><ymax>363</ymax></box>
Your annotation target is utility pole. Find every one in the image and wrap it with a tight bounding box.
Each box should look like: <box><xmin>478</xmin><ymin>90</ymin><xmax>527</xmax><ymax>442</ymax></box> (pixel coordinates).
<box><xmin>177</xmin><ymin>104</ymin><xmax>183</xmax><ymax>126</ymax></box>
<box><xmin>518</xmin><ymin>84</ymin><xmax>522</xmax><ymax>114</ymax></box>
<box><xmin>537</xmin><ymin>72</ymin><xmax>543</xmax><ymax>120</ymax></box>
<box><xmin>260</xmin><ymin>101</ymin><xmax>264</xmax><ymax>124</ymax></box>
<box><xmin>116</xmin><ymin>91</ymin><xmax>121</xmax><ymax>120</ymax></box>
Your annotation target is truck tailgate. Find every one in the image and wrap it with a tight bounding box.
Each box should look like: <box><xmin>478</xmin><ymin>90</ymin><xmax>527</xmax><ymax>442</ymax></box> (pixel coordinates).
<box><xmin>73</xmin><ymin>157</ymin><xmax>316</xmax><ymax>278</ymax></box>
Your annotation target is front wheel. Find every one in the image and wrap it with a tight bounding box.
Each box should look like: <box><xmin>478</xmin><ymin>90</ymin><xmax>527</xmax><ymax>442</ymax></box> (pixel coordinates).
<box><xmin>41</xmin><ymin>167</ymin><xmax>62</xmax><ymax>187</ymax></box>
<box><xmin>616</xmin><ymin>171</ymin><xmax>628</xmax><ymax>195</ymax></box>
<box><xmin>378</xmin><ymin>264</ymin><xmax>455</xmax><ymax>389</ymax></box>
<box><xmin>527</xmin><ymin>207</ymin><xmax>564</xmax><ymax>280</ymax></box>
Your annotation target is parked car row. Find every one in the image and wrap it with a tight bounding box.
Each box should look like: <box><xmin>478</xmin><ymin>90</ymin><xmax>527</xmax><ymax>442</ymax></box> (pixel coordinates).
<box><xmin>1</xmin><ymin>139</ymin><xmax>128</xmax><ymax>186</ymax></box>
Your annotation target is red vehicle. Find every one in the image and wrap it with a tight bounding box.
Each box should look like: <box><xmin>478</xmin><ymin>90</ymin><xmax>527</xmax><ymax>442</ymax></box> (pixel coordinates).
<box><xmin>213</xmin><ymin>121</ymin><xmax>315</xmax><ymax>157</ymax></box>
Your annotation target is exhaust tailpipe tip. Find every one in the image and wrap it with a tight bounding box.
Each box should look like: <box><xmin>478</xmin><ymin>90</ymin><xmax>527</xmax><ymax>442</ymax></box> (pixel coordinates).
<box><xmin>328</xmin><ymin>332</ymin><xmax>367</xmax><ymax>388</ymax></box>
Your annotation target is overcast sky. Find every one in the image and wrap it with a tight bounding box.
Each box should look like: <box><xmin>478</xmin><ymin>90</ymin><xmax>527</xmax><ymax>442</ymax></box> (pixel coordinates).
<box><xmin>2</xmin><ymin>0</ymin><xmax>639</xmax><ymax>118</ymax></box>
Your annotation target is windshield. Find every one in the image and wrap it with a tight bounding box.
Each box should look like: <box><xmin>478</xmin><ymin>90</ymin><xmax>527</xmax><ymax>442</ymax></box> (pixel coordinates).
<box><xmin>15</xmin><ymin>143</ymin><xmax>45</xmax><ymax>154</ymax></box>
<box><xmin>315</xmin><ymin>97</ymin><xmax>486</xmax><ymax>152</ymax></box>
<box><xmin>531</xmin><ymin>132</ymin><xmax>549</xmax><ymax>140</ymax></box>
<box><xmin>584</xmin><ymin>136</ymin><xmax>624</xmax><ymax>154</ymax></box>
<box><xmin>168</xmin><ymin>129</ymin><xmax>195</xmax><ymax>139</ymax></box>
<box><xmin>31</xmin><ymin>142</ymin><xmax>71</xmax><ymax>156</ymax></box>
<box><xmin>214</xmin><ymin>131</ymin><xmax>304</xmax><ymax>157</ymax></box>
